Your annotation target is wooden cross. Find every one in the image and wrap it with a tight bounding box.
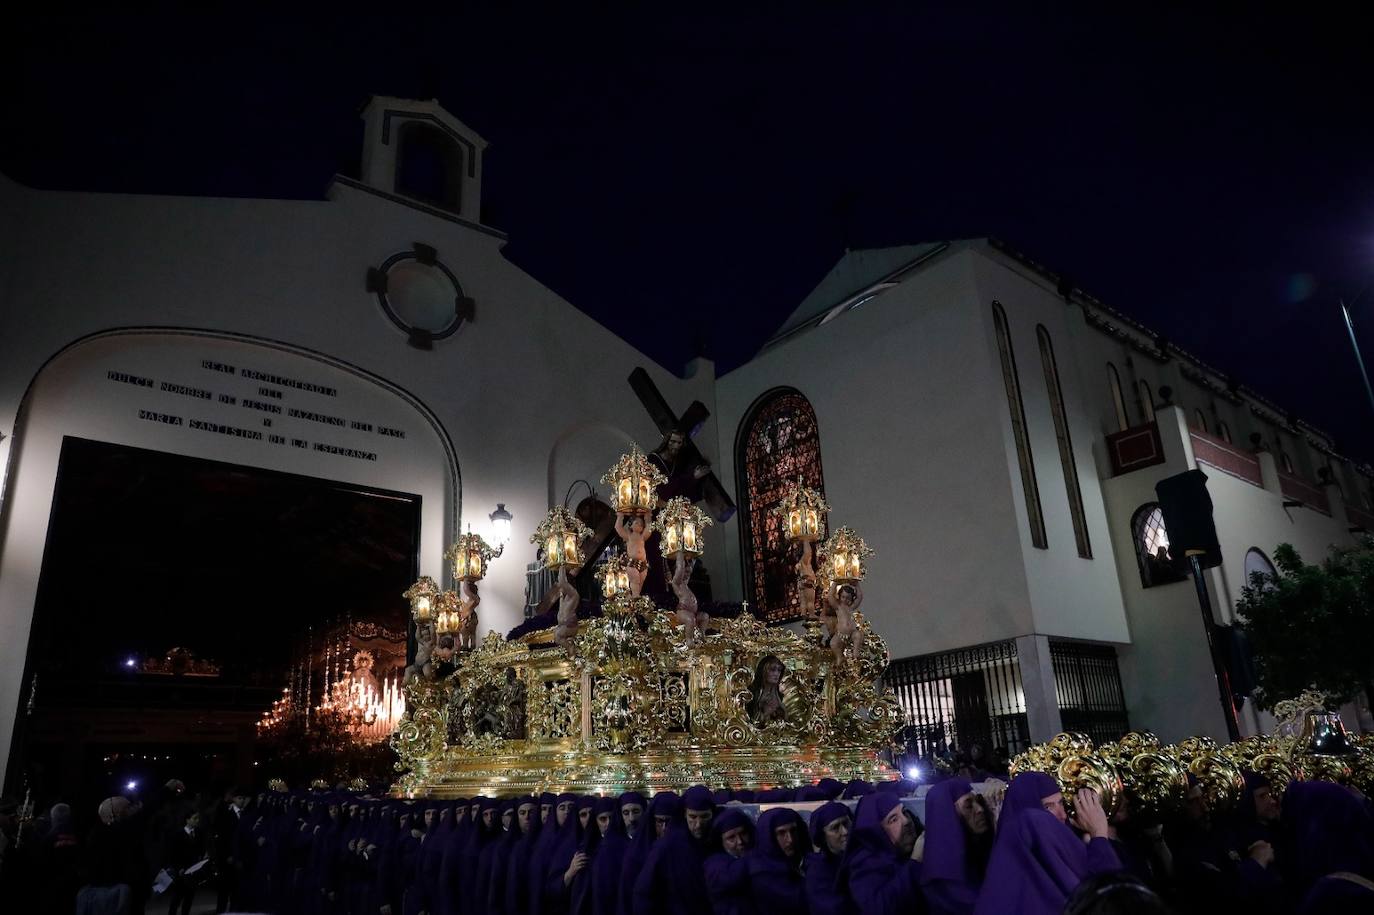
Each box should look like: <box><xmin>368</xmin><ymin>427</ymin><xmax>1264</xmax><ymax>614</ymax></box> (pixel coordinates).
<box><xmin>627</xmin><ymin>367</ymin><xmax>737</xmax><ymax>523</ymax></box>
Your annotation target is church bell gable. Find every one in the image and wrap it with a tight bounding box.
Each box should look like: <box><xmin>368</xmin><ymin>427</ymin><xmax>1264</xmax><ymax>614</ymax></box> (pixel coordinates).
<box><xmin>359</xmin><ymin>95</ymin><xmax>488</xmax><ymax>224</ymax></box>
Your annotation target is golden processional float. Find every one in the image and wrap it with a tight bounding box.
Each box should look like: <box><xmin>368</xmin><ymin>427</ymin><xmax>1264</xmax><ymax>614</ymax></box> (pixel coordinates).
<box><xmin>1007</xmin><ymin>690</ymin><xmax>1374</xmax><ymax>820</ymax></box>
<box><xmin>390</xmin><ymin>448</ymin><xmax>903</xmax><ymax>797</ymax></box>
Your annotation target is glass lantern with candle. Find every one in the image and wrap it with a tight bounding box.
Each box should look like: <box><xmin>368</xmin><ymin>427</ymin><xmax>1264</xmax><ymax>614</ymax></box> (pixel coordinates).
<box><xmin>596</xmin><ymin>553</ymin><xmax>633</xmax><ymax>599</ymax></box>
<box><xmin>653</xmin><ymin>496</ymin><xmax>713</xmax><ymax>559</ymax></box>
<box><xmin>447</xmin><ymin>531</ymin><xmax>496</xmax><ymax>583</ymax></box>
<box><xmin>819</xmin><ymin>526</ymin><xmax>874</xmax><ymax>585</ymax></box>
<box><xmin>433</xmin><ymin>589</ymin><xmax>461</xmax><ymax>634</ymax></box>
<box><xmin>532</xmin><ymin>506</ymin><xmax>593</xmax><ymax>571</ymax></box>
<box><xmin>774</xmin><ymin>478</ymin><xmax>830</xmax><ymax>543</ymax></box>
<box><xmin>601</xmin><ymin>445</ymin><xmax>668</xmax><ymax>515</ymax></box>
<box><xmin>403</xmin><ymin>576</ymin><xmax>440</xmax><ymax>624</ymax></box>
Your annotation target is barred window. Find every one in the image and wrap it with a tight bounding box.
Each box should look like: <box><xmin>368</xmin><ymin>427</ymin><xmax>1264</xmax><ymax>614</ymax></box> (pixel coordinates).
<box><xmin>993</xmin><ymin>302</ymin><xmax>1046</xmax><ymax>549</ymax></box>
<box><xmin>1039</xmin><ymin>326</ymin><xmax>1091</xmax><ymax>558</ymax></box>
<box><xmin>1131</xmin><ymin>502</ymin><xmax>1188</xmax><ymax>588</ymax></box>
<box><xmin>737</xmin><ymin>389</ymin><xmax>826</xmax><ymax>622</ymax></box>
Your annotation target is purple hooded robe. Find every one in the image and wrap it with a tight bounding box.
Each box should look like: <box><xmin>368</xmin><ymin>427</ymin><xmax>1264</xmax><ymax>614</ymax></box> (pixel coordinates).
<box><xmin>702</xmin><ymin>808</ymin><xmax>756</xmax><ymax>915</ymax></box>
<box><xmin>503</xmin><ymin>795</ymin><xmax>546</xmax><ymax>915</ymax></box>
<box><xmin>569</xmin><ymin>796</ymin><xmax>622</xmax><ymax>915</ymax></box>
<box><xmin>747</xmin><ymin>807</ymin><xmax>808</xmax><ymax>912</ymax></box>
<box><xmin>1280</xmin><ymin>780</ymin><xmax>1374</xmax><ymax>913</ymax></box>
<box><xmin>587</xmin><ymin>791</ymin><xmax>641</xmax><ymax>915</ymax></box>
<box><xmin>971</xmin><ymin>771</ymin><xmax>1119</xmax><ymax>915</ymax></box>
<box><xmin>631</xmin><ymin>786</ymin><xmax>716</xmax><ymax>915</ymax></box>
<box><xmin>617</xmin><ymin>792</ymin><xmax>680</xmax><ymax>915</ymax></box>
<box><xmin>805</xmin><ymin>802</ymin><xmax>855</xmax><ymax>915</ymax></box>
<box><xmin>837</xmin><ymin>792</ymin><xmax>925</xmax><ymax>915</ymax></box>
<box><xmin>920</xmin><ymin>778</ymin><xmax>990</xmax><ymax>915</ymax></box>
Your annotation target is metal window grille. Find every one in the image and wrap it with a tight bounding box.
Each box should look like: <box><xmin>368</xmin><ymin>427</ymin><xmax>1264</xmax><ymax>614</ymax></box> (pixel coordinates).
<box><xmin>1049</xmin><ymin>640</ymin><xmax>1130</xmax><ymax>744</ymax></box>
<box><xmin>884</xmin><ymin>640</ymin><xmax>1030</xmax><ymax>759</ymax></box>
<box><xmin>1131</xmin><ymin>503</ymin><xmax>1188</xmax><ymax>588</ymax></box>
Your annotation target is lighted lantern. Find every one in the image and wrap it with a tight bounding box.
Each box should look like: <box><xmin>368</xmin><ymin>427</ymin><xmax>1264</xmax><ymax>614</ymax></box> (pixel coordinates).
<box><xmin>488</xmin><ymin>503</ymin><xmax>514</xmax><ymax>549</ymax></box>
<box><xmin>433</xmin><ymin>590</ymin><xmax>462</xmax><ymax>635</ymax></box>
<box><xmin>596</xmin><ymin>553</ymin><xmax>633</xmax><ymax>599</ymax></box>
<box><xmin>653</xmin><ymin>496</ymin><xmax>713</xmax><ymax>558</ymax></box>
<box><xmin>532</xmin><ymin>506</ymin><xmax>593</xmax><ymax>571</ymax></box>
<box><xmin>447</xmin><ymin>531</ymin><xmax>495</xmax><ymax>583</ymax></box>
<box><xmin>403</xmin><ymin>576</ymin><xmax>440</xmax><ymax>623</ymax></box>
<box><xmin>819</xmin><ymin>526</ymin><xmax>874</xmax><ymax>584</ymax></box>
<box><xmin>601</xmin><ymin>445</ymin><xmax>668</xmax><ymax>515</ymax></box>
<box><xmin>774</xmin><ymin>478</ymin><xmax>830</xmax><ymax>543</ymax></box>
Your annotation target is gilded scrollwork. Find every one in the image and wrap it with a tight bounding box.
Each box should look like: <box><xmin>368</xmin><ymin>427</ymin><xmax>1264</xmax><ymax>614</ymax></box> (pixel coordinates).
<box><xmin>393</xmin><ymin>601</ymin><xmax>900</xmax><ymax>796</ymax></box>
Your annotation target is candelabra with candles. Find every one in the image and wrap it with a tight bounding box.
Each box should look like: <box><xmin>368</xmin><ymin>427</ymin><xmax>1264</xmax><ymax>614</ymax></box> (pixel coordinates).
<box><xmin>256</xmin><ymin>641</ymin><xmax>406</xmax><ymax>746</ymax></box>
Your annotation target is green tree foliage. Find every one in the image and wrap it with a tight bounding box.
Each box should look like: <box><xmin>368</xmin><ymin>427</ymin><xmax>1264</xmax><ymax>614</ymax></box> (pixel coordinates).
<box><xmin>1235</xmin><ymin>539</ymin><xmax>1374</xmax><ymax>710</ymax></box>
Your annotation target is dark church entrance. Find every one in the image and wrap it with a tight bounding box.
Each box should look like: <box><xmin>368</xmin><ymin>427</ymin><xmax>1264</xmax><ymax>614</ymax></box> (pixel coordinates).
<box><xmin>5</xmin><ymin>437</ymin><xmax>420</xmax><ymax>812</ymax></box>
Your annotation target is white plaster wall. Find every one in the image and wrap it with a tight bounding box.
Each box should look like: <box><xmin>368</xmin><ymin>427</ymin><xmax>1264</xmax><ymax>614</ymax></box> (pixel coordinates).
<box><xmin>968</xmin><ymin>250</ymin><xmax>1131</xmax><ymax>644</ymax></box>
<box><xmin>1104</xmin><ymin>406</ymin><xmax>1360</xmax><ymax>742</ymax></box>
<box><xmin>714</xmin><ymin>248</ymin><xmax>1038</xmax><ymax>660</ymax></box>
<box><xmin>0</xmin><ymin>174</ymin><xmax>708</xmax><ymax>785</ymax></box>
<box><xmin>0</xmin><ymin>330</ymin><xmax>457</xmax><ymax>782</ymax></box>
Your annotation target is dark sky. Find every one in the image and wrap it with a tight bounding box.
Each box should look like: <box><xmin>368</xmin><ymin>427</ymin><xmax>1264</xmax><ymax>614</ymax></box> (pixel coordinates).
<box><xmin>7</xmin><ymin>7</ymin><xmax>1374</xmax><ymax>460</ymax></box>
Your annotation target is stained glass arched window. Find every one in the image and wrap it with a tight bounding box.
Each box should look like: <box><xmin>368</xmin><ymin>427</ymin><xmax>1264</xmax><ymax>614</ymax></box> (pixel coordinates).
<box><xmin>736</xmin><ymin>389</ymin><xmax>826</xmax><ymax>622</ymax></box>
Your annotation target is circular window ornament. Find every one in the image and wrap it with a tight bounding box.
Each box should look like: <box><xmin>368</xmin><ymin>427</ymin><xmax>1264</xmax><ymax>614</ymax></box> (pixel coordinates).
<box><xmin>367</xmin><ymin>243</ymin><xmax>474</xmax><ymax>348</ymax></box>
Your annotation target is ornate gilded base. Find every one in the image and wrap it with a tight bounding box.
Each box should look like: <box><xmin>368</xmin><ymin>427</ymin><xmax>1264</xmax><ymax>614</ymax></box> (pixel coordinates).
<box><xmin>397</xmin><ymin>743</ymin><xmax>892</xmax><ymax>798</ymax></box>
<box><xmin>391</xmin><ymin>604</ymin><xmax>902</xmax><ymax>798</ymax></box>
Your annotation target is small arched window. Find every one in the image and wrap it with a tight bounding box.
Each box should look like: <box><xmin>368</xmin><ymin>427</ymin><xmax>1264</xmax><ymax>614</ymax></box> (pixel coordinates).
<box><xmin>396</xmin><ymin>122</ymin><xmax>464</xmax><ymax>211</ymax></box>
<box><xmin>1243</xmin><ymin>548</ymin><xmax>1278</xmax><ymax>591</ymax></box>
<box><xmin>1131</xmin><ymin>503</ymin><xmax>1188</xmax><ymax>588</ymax></box>
<box><xmin>1193</xmin><ymin>408</ymin><xmax>1209</xmax><ymax>434</ymax></box>
<box><xmin>1138</xmin><ymin>380</ymin><xmax>1156</xmax><ymax>423</ymax></box>
<box><xmin>1218</xmin><ymin>421</ymin><xmax>1233</xmax><ymax>444</ymax></box>
<box><xmin>1280</xmin><ymin>453</ymin><xmax>1295</xmax><ymax>475</ymax></box>
<box><xmin>993</xmin><ymin>302</ymin><xmax>1046</xmax><ymax>549</ymax></box>
<box><xmin>1107</xmin><ymin>363</ymin><xmax>1128</xmax><ymax>432</ymax></box>
<box><xmin>737</xmin><ymin>388</ymin><xmax>827</xmax><ymax>622</ymax></box>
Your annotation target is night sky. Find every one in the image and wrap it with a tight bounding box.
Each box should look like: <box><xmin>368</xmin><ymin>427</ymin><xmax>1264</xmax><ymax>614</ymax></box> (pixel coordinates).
<box><xmin>7</xmin><ymin>7</ymin><xmax>1374</xmax><ymax>460</ymax></box>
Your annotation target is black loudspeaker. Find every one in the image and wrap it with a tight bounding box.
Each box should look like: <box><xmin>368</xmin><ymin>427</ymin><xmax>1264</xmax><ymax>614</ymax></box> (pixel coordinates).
<box><xmin>1154</xmin><ymin>469</ymin><xmax>1222</xmax><ymax>569</ymax></box>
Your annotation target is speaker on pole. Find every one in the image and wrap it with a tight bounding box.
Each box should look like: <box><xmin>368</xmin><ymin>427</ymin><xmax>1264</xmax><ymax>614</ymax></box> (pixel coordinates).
<box><xmin>1154</xmin><ymin>469</ymin><xmax>1222</xmax><ymax>569</ymax></box>
<box><xmin>1154</xmin><ymin>469</ymin><xmax>1240</xmax><ymax>740</ymax></box>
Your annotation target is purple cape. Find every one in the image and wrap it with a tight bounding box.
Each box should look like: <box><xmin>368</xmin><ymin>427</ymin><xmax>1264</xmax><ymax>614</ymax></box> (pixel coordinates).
<box><xmin>617</xmin><ymin>792</ymin><xmax>680</xmax><ymax>915</ymax></box>
<box><xmin>1281</xmin><ymin>780</ymin><xmax>1374</xmax><ymax>896</ymax></box>
<box><xmin>747</xmin><ymin>807</ymin><xmax>807</xmax><ymax>911</ymax></box>
<box><xmin>485</xmin><ymin>798</ymin><xmax>529</xmax><ymax>915</ymax></box>
<box><xmin>529</xmin><ymin>792</ymin><xmax>579</xmax><ymax>915</ymax></box>
<box><xmin>703</xmin><ymin>808</ymin><xmax>755</xmax><ymax>915</ymax></box>
<box><xmin>920</xmin><ymin>777</ymin><xmax>987</xmax><ymax>915</ymax></box>
<box><xmin>631</xmin><ymin>788</ymin><xmax>714</xmax><ymax>915</ymax></box>
<box><xmin>502</xmin><ymin>798</ymin><xmax>544</xmax><ymax>915</ymax></box>
<box><xmin>972</xmin><ymin>772</ymin><xmax>1119</xmax><ymax>915</ymax></box>
<box><xmin>837</xmin><ymin>793</ymin><xmax>923</xmax><ymax>915</ymax></box>
<box><xmin>805</xmin><ymin>801</ymin><xmax>855</xmax><ymax>915</ymax></box>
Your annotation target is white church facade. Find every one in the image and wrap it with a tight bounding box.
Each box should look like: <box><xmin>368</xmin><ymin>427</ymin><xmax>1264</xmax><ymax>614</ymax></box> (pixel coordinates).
<box><xmin>1</xmin><ymin>97</ymin><xmax>1368</xmax><ymax>786</ymax></box>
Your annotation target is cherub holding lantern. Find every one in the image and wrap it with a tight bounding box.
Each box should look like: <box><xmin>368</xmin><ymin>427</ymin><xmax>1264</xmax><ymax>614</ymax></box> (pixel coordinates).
<box><xmin>613</xmin><ymin>513</ymin><xmax>650</xmax><ymax>597</ymax></box>
<box><xmin>818</xmin><ymin>526</ymin><xmax>873</xmax><ymax>666</ymax></box>
<box><xmin>654</xmin><ymin>496</ymin><xmax>713</xmax><ymax>644</ymax></box>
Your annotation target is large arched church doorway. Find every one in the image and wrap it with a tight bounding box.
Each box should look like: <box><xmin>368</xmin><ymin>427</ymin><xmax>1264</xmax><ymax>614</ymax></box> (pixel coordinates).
<box><xmin>0</xmin><ymin>329</ymin><xmax>459</xmax><ymax>800</ymax></box>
